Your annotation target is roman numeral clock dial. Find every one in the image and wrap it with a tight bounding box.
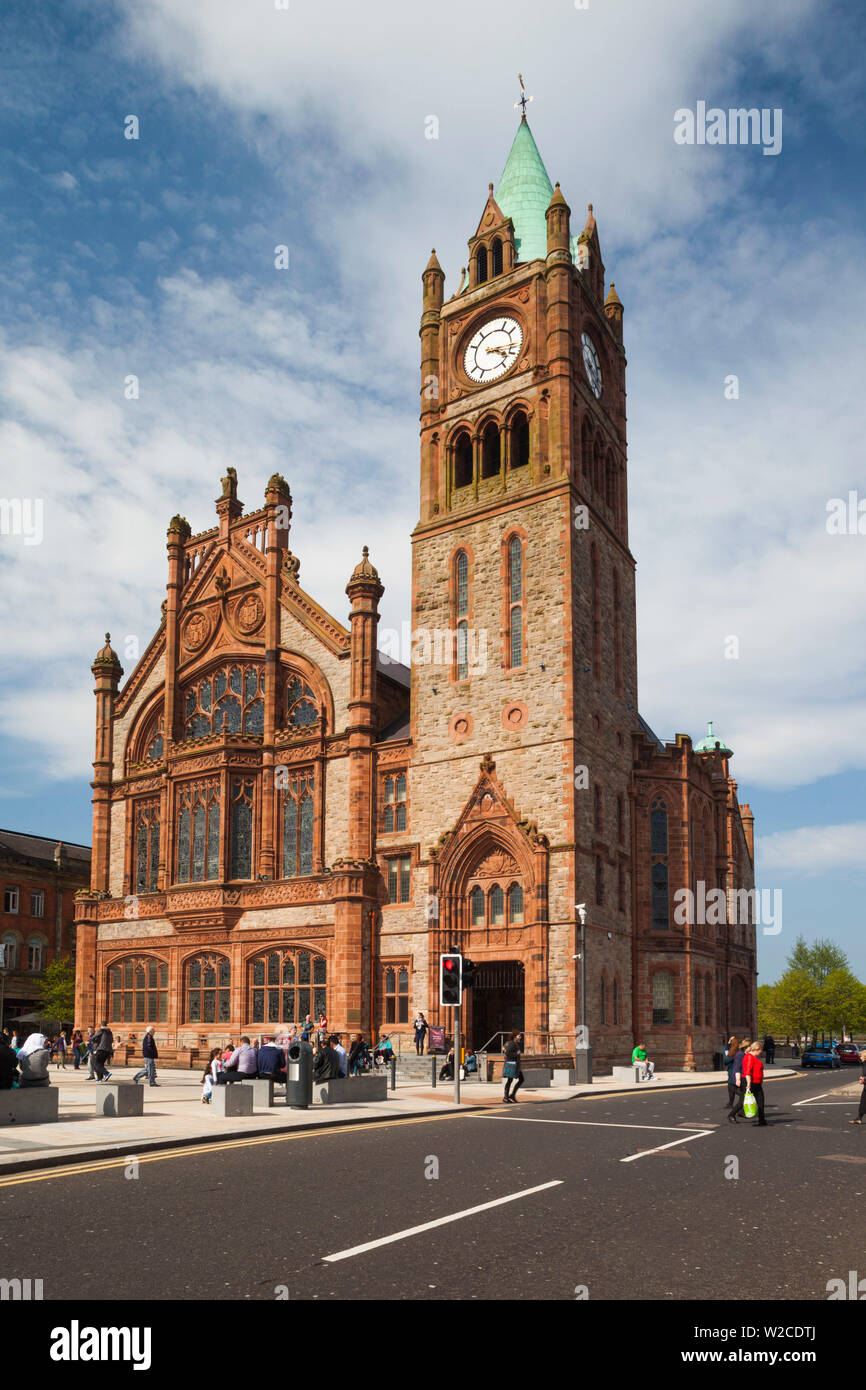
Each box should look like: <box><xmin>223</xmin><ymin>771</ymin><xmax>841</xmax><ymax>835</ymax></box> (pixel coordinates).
<box><xmin>463</xmin><ymin>315</ymin><xmax>523</xmax><ymax>384</ymax></box>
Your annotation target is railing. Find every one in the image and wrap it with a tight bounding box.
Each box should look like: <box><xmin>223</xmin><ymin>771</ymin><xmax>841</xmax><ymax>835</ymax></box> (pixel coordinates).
<box><xmin>477</xmin><ymin>1031</ymin><xmax>574</xmax><ymax>1056</ymax></box>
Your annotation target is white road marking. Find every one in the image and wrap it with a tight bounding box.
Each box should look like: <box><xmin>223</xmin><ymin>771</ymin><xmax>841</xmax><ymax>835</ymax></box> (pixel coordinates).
<box><xmin>322</xmin><ymin>1180</ymin><xmax>564</xmax><ymax>1263</ymax></box>
<box><xmin>792</xmin><ymin>1092</ymin><xmax>832</xmax><ymax>1107</ymax></box>
<box><xmin>465</xmin><ymin>1115</ymin><xmax>710</xmax><ymax>1133</ymax></box>
<box><xmin>620</xmin><ymin>1130</ymin><xmax>713</xmax><ymax>1162</ymax></box>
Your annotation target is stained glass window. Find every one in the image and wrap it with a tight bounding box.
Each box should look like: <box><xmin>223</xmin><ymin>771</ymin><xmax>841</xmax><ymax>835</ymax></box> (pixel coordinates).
<box><xmin>490</xmin><ymin>885</ymin><xmax>505</xmax><ymax>925</ymax></box>
<box><xmin>186</xmin><ymin>954</ymin><xmax>230</xmax><ymax>1024</ymax></box>
<box><xmin>230</xmin><ymin>777</ymin><xmax>255</xmax><ymax>879</ymax></box>
<box><xmin>507</xmin><ymin>535</ymin><xmax>524</xmax><ymax>668</ymax></box>
<box><xmin>109</xmin><ymin>957</ymin><xmax>168</xmax><ymax>1023</ymax></box>
<box><xmin>284</xmin><ymin>673</ymin><xmax>320</xmax><ymax>731</ymax></box>
<box><xmin>383</xmin><ymin>777</ymin><xmax>394</xmax><ymax>832</ymax></box>
<box><xmin>182</xmin><ymin>663</ymin><xmax>264</xmax><ymax>740</ymax></box>
<box><xmin>650</xmin><ymin>799</ymin><xmax>669</xmax><ymax>930</ymax></box>
<box><xmin>281</xmin><ymin>770</ymin><xmax>315</xmax><ymax>877</ymax></box>
<box><xmin>650</xmin><ymin>800</ymin><xmax>668</xmax><ymax>855</ymax></box>
<box><xmin>652</xmin><ymin>970</ymin><xmax>674</xmax><ymax>1026</ymax></box>
<box><xmin>175</xmin><ymin>780</ymin><xmax>221</xmax><ymax>883</ymax></box>
<box><xmin>507</xmin><ymin>882</ymin><xmax>524</xmax><ymax>924</ymax></box>
<box><xmin>134</xmin><ymin>800</ymin><xmax>160</xmax><ymax>893</ymax></box>
<box><xmin>143</xmin><ymin>717</ymin><xmax>165</xmax><ymax>763</ymax></box>
<box><xmin>470</xmin><ymin>886</ymin><xmax>485</xmax><ymax>925</ymax></box>
<box><xmin>456</xmin><ymin>552</ymin><xmax>468</xmax><ymax>618</ymax></box>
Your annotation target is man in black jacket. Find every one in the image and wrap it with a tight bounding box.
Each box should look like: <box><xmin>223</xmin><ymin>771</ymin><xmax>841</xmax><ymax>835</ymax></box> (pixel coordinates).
<box><xmin>312</xmin><ymin>1039</ymin><xmax>342</xmax><ymax>1082</ymax></box>
<box><xmin>92</xmin><ymin>1020</ymin><xmax>114</xmax><ymax>1082</ymax></box>
<box><xmin>132</xmin><ymin>1027</ymin><xmax>159</xmax><ymax>1086</ymax></box>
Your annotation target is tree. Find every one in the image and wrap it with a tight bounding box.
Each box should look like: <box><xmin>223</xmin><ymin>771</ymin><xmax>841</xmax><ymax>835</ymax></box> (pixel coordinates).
<box><xmin>36</xmin><ymin>957</ymin><xmax>75</xmax><ymax>1026</ymax></box>
<box><xmin>757</xmin><ymin>983</ymin><xmax>785</xmax><ymax>1038</ymax></box>
<box><xmin>787</xmin><ymin>936</ymin><xmax>850</xmax><ymax>987</ymax></box>
<box><xmin>820</xmin><ymin>969</ymin><xmax>866</xmax><ymax>1038</ymax></box>
<box><xmin>771</xmin><ymin>968</ymin><xmax>822</xmax><ymax>1041</ymax></box>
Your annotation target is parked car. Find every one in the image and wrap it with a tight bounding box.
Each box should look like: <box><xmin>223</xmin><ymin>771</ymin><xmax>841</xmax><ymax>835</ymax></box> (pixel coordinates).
<box><xmin>801</xmin><ymin>1044</ymin><xmax>841</xmax><ymax>1069</ymax></box>
<box><xmin>835</xmin><ymin>1042</ymin><xmax>862</xmax><ymax>1066</ymax></box>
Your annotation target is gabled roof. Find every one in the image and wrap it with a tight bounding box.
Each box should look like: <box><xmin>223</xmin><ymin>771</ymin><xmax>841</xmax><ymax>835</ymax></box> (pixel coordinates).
<box><xmin>0</xmin><ymin>830</ymin><xmax>91</xmax><ymax>867</ymax></box>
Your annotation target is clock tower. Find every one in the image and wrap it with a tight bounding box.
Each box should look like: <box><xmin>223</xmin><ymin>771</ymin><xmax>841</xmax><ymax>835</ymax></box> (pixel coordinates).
<box><xmin>408</xmin><ymin>112</ymin><xmax>639</xmax><ymax>1049</ymax></box>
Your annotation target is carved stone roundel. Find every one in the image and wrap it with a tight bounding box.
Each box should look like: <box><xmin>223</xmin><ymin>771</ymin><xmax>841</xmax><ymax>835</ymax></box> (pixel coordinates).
<box><xmin>183</xmin><ymin>612</ymin><xmax>211</xmax><ymax>651</ymax></box>
<box><xmin>235</xmin><ymin>593</ymin><xmax>264</xmax><ymax>633</ymax></box>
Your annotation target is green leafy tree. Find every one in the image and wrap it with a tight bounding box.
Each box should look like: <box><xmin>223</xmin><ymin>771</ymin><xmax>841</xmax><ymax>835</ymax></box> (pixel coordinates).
<box><xmin>36</xmin><ymin>957</ymin><xmax>75</xmax><ymax>1027</ymax></box>
<box><xmin>820</xmin><ymin>969</ymin><xmax>866</xmax><ymax>1038</ymax></box>
<box><xmin>757</xmin><ymin>983</ymin><xmax>785</xmax><ymax>1037</ymax></box>
<box><xmin>786</xmin><ymin>936</ymin><xmax>850</xmax><ymax>987</ymax></box>
<box><xmin>771</xmin><ymin>968</ymin><xmax>822</xmax><ymax>1041</ymax></box>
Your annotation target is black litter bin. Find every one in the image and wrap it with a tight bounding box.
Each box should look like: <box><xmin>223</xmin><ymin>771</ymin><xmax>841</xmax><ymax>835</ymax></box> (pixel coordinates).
<box><xmin>285</xmin><ymin>1040</ymin><xmax>313</xmax><ymax>1109</ymax></box>
<box><xmin>713</xmin><ymin>1050</ymin><xmax>726</xmax><ymax>1071</ymax></box>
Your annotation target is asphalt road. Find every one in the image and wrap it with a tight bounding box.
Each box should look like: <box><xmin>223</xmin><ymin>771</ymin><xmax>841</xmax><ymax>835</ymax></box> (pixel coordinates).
<box><xmin>1</xmin><ymin>1068</ymin><xmax>862</xmax><ymax>1301</ymax></box>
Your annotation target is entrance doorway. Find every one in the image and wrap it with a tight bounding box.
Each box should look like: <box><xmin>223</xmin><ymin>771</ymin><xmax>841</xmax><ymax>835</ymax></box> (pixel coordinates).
<box><xmin>469</xmin><ymin>959</ymin><xmax>525</xmax><ymax>1050</ymax></box>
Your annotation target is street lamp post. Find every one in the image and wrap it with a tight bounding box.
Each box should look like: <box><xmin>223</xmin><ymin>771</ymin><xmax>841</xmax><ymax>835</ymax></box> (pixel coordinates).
<box><xmin>574</xmin><ymin>903</ymin><xmax>592</xmax><ymax>1084</ymax></box>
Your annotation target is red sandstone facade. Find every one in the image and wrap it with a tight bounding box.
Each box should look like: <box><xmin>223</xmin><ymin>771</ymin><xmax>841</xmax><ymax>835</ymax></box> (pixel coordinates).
<box><xmin>73</xmin><ymin>120</ymin><xmax>756</xmax><ymax>1069</ymax></box>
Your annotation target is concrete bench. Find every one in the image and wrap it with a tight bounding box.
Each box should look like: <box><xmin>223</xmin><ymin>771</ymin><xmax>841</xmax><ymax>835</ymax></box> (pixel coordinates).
<box><xmin>315</xmin><ymin>1075</ymin><xmax>387</xmax><ymax>1105</ymax></box>
<box><xmin>96</xmin><ymin>1083</ymin><xmax>144</xmax><ymax>1117</ymax></box>
<box><xmin>611</xmin><ymin>1065</ymin><xmax>643</xmax><ymax>1085</ymax></box>
<box><xmin>211</xmin><ymin>1084</ymin><xmax>254</xmax><ymax>1116</ymax></box>
<box><xmin>0</xmin><ymin>1087</ymin><xmax>59</xmax><ymax>1125</ymax></box>
<box><xmin>552</xmin><ymin>1069</ymin><xmax>580</xmax><ymax>1087</ymax></box>
<box><xmin>239</xmin><ymin>1077</ymin><xmax>274</xmax><ymax>1108</ymax></box>
<box><xmin>514</xmin><ymin>1068</ymin><xmax>551</xmax><ymax>1088</ymax></box>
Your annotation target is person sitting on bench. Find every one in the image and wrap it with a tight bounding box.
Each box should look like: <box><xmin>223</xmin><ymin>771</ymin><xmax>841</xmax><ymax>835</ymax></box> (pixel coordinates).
<box><xmin>256</xmin><ymin>1036</ymin><xmax>286</xmax><ymax>1083</ymax></box>
<box><xmin>224</xmin><ymin>1036</ymin><xmax>257</xmax><ymax>1077</ymax></box>
<box><xmin>0</xmin><ymin>1032</ymin><xmax>18</xmax><ymax>1090</ymax></box>
<box><xmin>312</xmin><ymin>1037</ymin><xmax>342</xmax><ymax>1082</ymax></box>
<box><xmin>17</xmin><ymin>1032</ymin><xmax>51</xmax><ymax>1088</ymax></box>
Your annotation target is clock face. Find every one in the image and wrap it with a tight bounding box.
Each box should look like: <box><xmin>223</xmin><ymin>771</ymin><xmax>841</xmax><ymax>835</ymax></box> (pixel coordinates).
<box><xmin>581</xmin><ymin>331</ymin><xmax>603</xmax><ymax>399</ymax></box>
<box><xmin>463</xmin><ymin>315</ymin><xmax>524</xmax><ymax>384</ymax></box>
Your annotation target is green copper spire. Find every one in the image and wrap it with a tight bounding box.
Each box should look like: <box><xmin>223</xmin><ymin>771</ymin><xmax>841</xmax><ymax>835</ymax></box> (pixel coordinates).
<box><xmin>694</xmin><ymin>720</ymin><xmax>733</xmax><ymax>756</ymax></box>
<box><xmin>494</xmin><ymin>118</ymin><xmax>554</xmax><ymax>264</ymax></box>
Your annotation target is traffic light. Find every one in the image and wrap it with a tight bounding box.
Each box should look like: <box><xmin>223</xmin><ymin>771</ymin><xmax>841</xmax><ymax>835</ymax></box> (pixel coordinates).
<box><xmin>462</xmin><ymin>956</ymin><xmax>477</xmax><ymax>990</ymax></box>
<box><xmin>440</xmin><ymin>953</ymin><xmax>462</xmax><ymax>1007</ymax></box>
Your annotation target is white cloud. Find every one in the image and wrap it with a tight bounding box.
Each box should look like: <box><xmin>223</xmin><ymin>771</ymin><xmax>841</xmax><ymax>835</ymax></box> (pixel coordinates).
<box><xmin>756</xmin><ymin>823</ymin><xmax>866</xmax><ymax>877</ymax></box>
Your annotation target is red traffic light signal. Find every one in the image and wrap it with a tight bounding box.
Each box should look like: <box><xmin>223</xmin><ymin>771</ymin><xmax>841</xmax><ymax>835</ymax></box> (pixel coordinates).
<box><xmin>439</xmin><ymin>953</ymin><xmax>462</xmax><ymax>1006</ymax></box>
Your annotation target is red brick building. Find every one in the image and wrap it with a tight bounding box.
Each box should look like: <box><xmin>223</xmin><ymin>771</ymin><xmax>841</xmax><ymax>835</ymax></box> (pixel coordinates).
<box><xmin>1</xmin><ymin>830</ymin><xmax>90</xmax><ymax>1032</ymax></box>
<box><xmin>73</xmin><ymin>116</ymin><xmax>756</xmax><ymax>1069</ymax></box>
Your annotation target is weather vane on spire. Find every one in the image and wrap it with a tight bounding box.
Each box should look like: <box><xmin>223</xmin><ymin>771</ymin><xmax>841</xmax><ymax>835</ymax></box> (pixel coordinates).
<box><xmin>514</xmin><ymin>73</ymin><xmax>533</xmax><ymax>122</ymax></box>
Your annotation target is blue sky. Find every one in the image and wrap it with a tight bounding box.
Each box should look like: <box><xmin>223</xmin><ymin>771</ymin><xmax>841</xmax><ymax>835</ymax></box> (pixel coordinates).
<box><xmin>0</xmin><ymin>0</ymin><xmax>863</xmax><ymax>983</ymax></box>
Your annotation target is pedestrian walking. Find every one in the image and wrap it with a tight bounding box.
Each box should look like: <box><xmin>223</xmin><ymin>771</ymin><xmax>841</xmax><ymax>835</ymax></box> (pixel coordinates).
<box><xmin>502</xmin><ymin>1030</ymin><xmax>525</xmax><ymax>1103</ymax></box>
<box><xmin>91</xmin><ymin>1020</ymin><xmax>114</xmax><ymax>1082</ymax></box>
<box><xmin>413</xmin><ymin>1012</ymin><xmax>428</xmax><ymax>1056</ymax></box>
<box><xmin>201</xmin><ymin>1048</ymin><xmax>222</xmax><ymax>1103</ymax></box>
<box><xmin>132</xmin><ymin>1026</ymin><xmax>160</xmax><ymax>1086</ymax></box>
<box><xmin>71</xmin><ymin>1029</ymin><xmax>82</xmax><ymax>1070</ymax></box>
<box><xmin>849</xmin><ymin>1051</ymin><xmax>866</xmax><ymax>1126</ymax></box>
<box><xmin>723</xmin><ymin>1036</ymin><xmax>741</xmax><ymax>1110</ymax></box>
<box><xmin>763</xmin><ymin>1034</ymin><xmax>776</xmax><ymax>1065</ymax></box>
<box><xmin>55</xmin><ymin>1032</ymin><xmax>67</xmax><ymax>1069</ymax></box>
<box><xmin>727</xmin><ymin>1037</ymin><xmax>752</xmax><ymax>1123</ymax></box>
<box><xmin>741</xmin><ymin>1041</ymin><xmax>767</xmax><ymax>1126</ymax></box>
<box><xmin>85</xmin><ymin>1026</ymin><xmax>97</xmax><ymax>1079</ymax></box>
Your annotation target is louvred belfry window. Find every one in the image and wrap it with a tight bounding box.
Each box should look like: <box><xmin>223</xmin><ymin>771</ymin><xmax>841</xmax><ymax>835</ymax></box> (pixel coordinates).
<box><xmin>175</xmin><ymin>779</ymin><xmax>221</xmax><ymax>883</ymax></box>
<box><xmin>134</xmin><ymin>800</ymin><xmax>160</xmax><ymax>893</ymax></box>
<box><xmin>183</xmin><ymin>663</ymin><xmax>264</xmax><ymax>738</ymax></box>
<box><xmin>281</xmin><ymin>770</ymin><xmax>314</xmax><ymax>877</ymax></box>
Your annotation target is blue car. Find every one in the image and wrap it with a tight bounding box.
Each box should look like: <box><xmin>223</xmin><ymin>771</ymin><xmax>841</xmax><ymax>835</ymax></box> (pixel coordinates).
<box><xmin>801</xmin><ymin>1044</ymin><xmax>841</xmax><ymax>1069</ymax></box>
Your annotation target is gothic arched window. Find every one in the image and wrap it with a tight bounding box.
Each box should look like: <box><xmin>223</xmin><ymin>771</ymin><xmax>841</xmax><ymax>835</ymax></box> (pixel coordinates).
<box><xmin>507</xmin><ymin>533</ymin><xmax>524</xmax><ymax>669</ymax></box>
<box><xmin>134</xmin><ymin>799</ymin><xmax>160</xmax><ymax>894</ymax></box>
<box><xmin>510</xmin><ymin>410</ymin><xmax>530</xmax><ymax>469</ymax></box>
<box><xmin>476</xmin><ymin>245</ymin><xmax>488</xmax><ymax>284</ymax></box>
<box><xmin>652</xmin><ymin>970</ymin><xmax>675</xmax><ymax>1026</ymax></box>
<box><xmin>109</xmin><ymin>956</ymin><xmax>168</xmax><ymax>1024</ymax></box>
<box><xmin>186</xmin><ymin>954</ymin><xmax>231</xmax><ymax>1024</ymax></box>
<box><xmin>489</xmin><ymin>884</ymin><xmax>505</xmax><ymax>926</ymax></box>
<box><xmin>249</xmin><ymin>949</ymin><xmax>326</xmax><ymax>1025</ymax></box>
<box><xmin>229</xmin><ymin>776</ymin><xmax>255</xmax><ymax>880</ymax></box>
<box><xmin>175</xmin><ymin>779</ymin><xmax>221</xmax><ymax>883</ymax></box>
<box><xmin>455</xmin><ymin>550</ymin><xmax>469</xmax><ymax>680</ymax></box>
<box><xmin>453</xmin><ymin>431</ymin><xmax>473</xmax><ymax>490</ymax></box>
<box><xmin>281</xmin><ymin>769</ymin><xmax>315</xmax><ymax>878</ymax></box>
<box><xmin>470</xmin><ymin>886</ymin><xmax>485</xmax><ymax>926</ymax></box>
<box><xmin>650</xmin><ymin>797</ymin><xmax>670</xmax><ymax>932</ymax></box>
<box><xmin>507</xmin><ymin>882</ymin><xmax>524</xmax><ymax>924</ymax></box>
<box><xmin>183</xmin><ymin>663</ymin><xmax>265</xmax><ymax>740</ymax></box>
<box><xmin>284</xmin><ymin>673</ymin><xmax>320</xmax><ymax>732</ymax></box>
<box><xmin>481</xmin><ymin>422</ymin><xmax>500</xmax><ymax>479</ymax></box>
<box><xmin>491</xmin><ymin>238</ymin><xmax>503</xmax><ymax>276</ymax></box>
